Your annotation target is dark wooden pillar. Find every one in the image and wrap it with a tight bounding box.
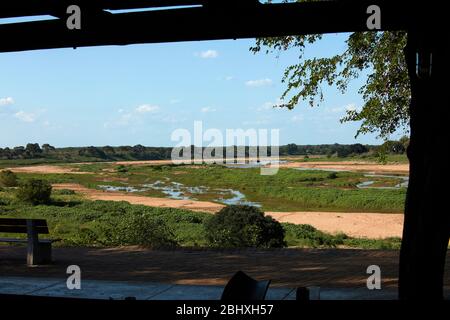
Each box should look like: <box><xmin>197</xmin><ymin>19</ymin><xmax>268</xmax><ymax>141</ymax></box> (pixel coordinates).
<box><xmin>399</xmin><ymin>29</ymin><xmax>450</xmax><ymax>299</ymax></box>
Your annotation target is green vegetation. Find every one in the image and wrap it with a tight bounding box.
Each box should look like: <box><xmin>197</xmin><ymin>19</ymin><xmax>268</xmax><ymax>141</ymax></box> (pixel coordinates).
<box><xmin>205</xmin><ymin>205</ymin><xmax>286</xmax><ymax>248</ymax></box>
<box><xmin>0</xmin><ymin>187</ymin><xmax>401</xmax><ymax>249</ymax></box>
<box><xmin>0</xmin><ymin>170</ymin><xmax>18</xmax><ymax>187</ymax></box>
<box><xmin>11</xmin><ymin>164</ymin><xmax>406</xmax><ymax>213</ymax></box>
<box><xmin>106</xmin><ymin>214</ymin><xmax>178</xmax><ymax>247</ymax></box>
<box><xmin>0</xmin><ymin>138</ymin><xmax>409</xmax><ymax>166</ymax></box>
<box><xmin>15</xmin><ymin>179</ymin><xmax>52</xmax><ymax>205</ymax></box>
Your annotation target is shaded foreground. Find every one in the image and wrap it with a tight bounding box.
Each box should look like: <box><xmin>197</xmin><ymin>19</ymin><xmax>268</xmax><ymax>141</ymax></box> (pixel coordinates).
<box><xmin>2</xmin><ymin>246</ymin><xmax>449</xmax><ymax>289</ymax></box>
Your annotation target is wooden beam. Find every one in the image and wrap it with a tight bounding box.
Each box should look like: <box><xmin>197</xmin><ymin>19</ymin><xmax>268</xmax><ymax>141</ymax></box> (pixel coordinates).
<box><xmin>0</xmin><ymin>0</ymin><xmax>206</xmax><ymax>18</ymax></box>
<box><xmin>0</xmin><ymin>0</ymin><xmax>425</xmax><ymax>53</ymax></box>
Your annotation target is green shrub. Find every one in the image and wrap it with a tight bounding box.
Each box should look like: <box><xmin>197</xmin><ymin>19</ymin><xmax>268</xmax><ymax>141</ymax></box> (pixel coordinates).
<box><xmin>53</xmin><ymin>189</ymin><xmax>76</xmax><ymax>195</ymax></box>
<box><xmin>105</xmin><ymin>214</ymin><xmax>178</xmax><ymax>247</ymax></box>
<box><xmin>16</xmin><ymin>179</ymin><xmax>52</xmax><ymax>205</ymax></box>
<box><xmin>205</xmin><ymin>205</ymin><xmax>286</xmax><ymax>248</ymax></box>
<box><xmin>283</xmin><ymin>223</ymin><xmax>348</xmax><ymax>248</ymax></box>
<box><xmin>327</xmin><ymin>172</ymin><xmax>338</xmax><ymax>179</ymax></box>
<box><xmin>116</xmin><ymin>165</ymin><xmax>129</xmax><ymax>173</ymax></box>
<box><xmin>0</xmin><ymin>170</ymin><xmax>18</xmax><ymax>187</ymax></box>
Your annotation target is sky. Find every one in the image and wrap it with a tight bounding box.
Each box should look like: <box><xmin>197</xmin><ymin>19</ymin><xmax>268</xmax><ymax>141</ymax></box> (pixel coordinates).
<box><xmin>0</xmin><ymin>32</ymin><xmax>396</xmax><ymax>148</ymax></box>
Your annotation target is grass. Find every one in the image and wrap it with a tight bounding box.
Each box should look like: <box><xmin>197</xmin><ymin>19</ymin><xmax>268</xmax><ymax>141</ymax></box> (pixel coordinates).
<box><xmin>0</xmin><ymin>188</ymin><xmax>401</xmax><ymax>249</ymax></box>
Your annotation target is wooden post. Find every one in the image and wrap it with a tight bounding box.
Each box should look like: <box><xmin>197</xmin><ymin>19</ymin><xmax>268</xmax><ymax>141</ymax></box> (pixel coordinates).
<box><xmin>399</xmin><ymin>29</ymin><xmax>450</xmax><ymax>299</ymax></box>
<box><xmin>26</xmin><ymin>219</ymin><xmax>40</xmax><ymax>266</ymax></box>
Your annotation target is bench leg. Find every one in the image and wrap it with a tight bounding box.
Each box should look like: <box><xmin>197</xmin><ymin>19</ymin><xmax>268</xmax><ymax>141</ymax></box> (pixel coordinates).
<box><xmin>27</xmin><ymin>242</ymin><xmax>52</xmax><ymax>266</ymax></box>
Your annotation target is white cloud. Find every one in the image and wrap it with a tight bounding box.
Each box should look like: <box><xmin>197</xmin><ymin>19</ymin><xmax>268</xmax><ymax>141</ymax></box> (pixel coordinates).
<box><xmin>245</xmin><ymin>78</ymin><xmax>273</xmax><ymax>88</ymax></box>
<box><xmin>327</xmin><ymin>106</ymin><xmax>345</xmax><ymax>113</ymax></box>
<box><xmin>160</xmin><ymin>115</ymin><xmax>187</xmax><ymax>124</ymax></box>
<box><xmin>135</xmin><ymin>104</ymin><xmax>160</xmax><ymax>113</ymax></box>
<box><xmin>0</xmin><ymin>97</ymin><xmax>14</xmax><ymax>106</ymax></box>
<box><xmin>201</xmin><ymin>106</ymin><xmax>216</xmax><ymax>113</ymax></box>
<box><xmin>257</xmin><ymin>99</ymin><xmax>284</xmax><ymax>111</ymax></box>
<box><xmin>225</xmin><ymin>76</ymin><xmax>234</xmax><ymax>81</ymax></box>
<box><xmin>105</xmin><ymin>103</ymin><xmax>162</xmax><ymax>128</ymax></box>
<box><xmin>290</xmin><ymin>114</ymin><xmax>304</xmax><ymax>123</ymax></box>
<box><xmin>14</xmin><ymin>111</ymin><xmax>36</xmax><ymax>123</ymax></box>
<box><xmin>326</xmin><ymin>103</ymin><xmax>360</xmax><ymax>114</ymax></box>
<box><xmin>345</xmin><ymin>103</ymin><xmax>359</xmax><ymax>112</ymax></box>
<box><xmin>197</xmin><ymin>50</ymin><xmax>219</xmax><ymax>59</ymax></box>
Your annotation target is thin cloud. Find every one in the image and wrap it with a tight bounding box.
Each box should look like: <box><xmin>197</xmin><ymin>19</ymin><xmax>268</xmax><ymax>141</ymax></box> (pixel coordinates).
<box><xmin>325</xmin><ymin>103</ymin><xmax>360</xmax><ymax>114</ymax></box>
<box><xmin>291</xmin><ymin>114</ymin><xmax>304</xmax><ymax>123</ymax></box>
<box><xmin>245</xmin><ymin>78</ymin><xmax>273</xmax><ymax>88</ymax></box>
<box><xmin>14</xmin><ymin>111</ymin><xmax>36</xmax><ymax>123</ymax></box>
<box><xmin>257</xmin><ymin>99</ymin><xmax>284</xmax><ymax>111</ymax></box>
<box><xmin>0</xmin><ymin>97</ymin><xmax>14</xmax><ymax>106</ymax></box>
<box><xmin>135</xmin><ymin>104</ymin><xmax>160</xmax><ymax>113</ymax></box>
<box><xmin>197</xmin><ymin>50</ymin><xmax>219</xmax><ymax>59</ymax></box>
<box><xmin>345</xmin><ymin>103</ymin><xmax>360</xmax><ymax>112</ymax></box>
<box><xmin>201</xmin><ymin>106</ymin><xmax>217</xmax><ymax>113</ymax></box>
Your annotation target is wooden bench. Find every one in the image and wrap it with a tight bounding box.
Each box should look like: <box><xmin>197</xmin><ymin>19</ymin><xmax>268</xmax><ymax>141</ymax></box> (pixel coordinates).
<box><xmin>0</xmin><ymin>218</ymin><xmax>54</xmax><ymax>266</ymax></box>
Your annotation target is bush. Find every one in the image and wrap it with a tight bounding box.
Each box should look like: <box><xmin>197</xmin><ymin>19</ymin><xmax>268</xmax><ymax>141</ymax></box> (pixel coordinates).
<box><xmin>116</xmin><ymin>165</ymin><xmax>129</xmax><ymax>173</ymax></box>
<box><xmin>283</xmin><ymin>223</ymin><xmax>347</xmax><ymax>248</ymax></box>
<box><xmin>205</xmin><ymin>205</ymin><xmax>286</xmax><ymax>248</ymax></box>
<box><xmin>54</xmin><ymin>189</ymin><xmax>76</xmax><ymax>195</ymax></box>
<box><xmin>106</xmin><ymin>214</ymin><xmax>178</xmax><ymax>247</ymax></box>
<box><xmin>0</xmin><ymin>170</ymin><xmax>18</xmax><ymax>187</ymax></box>
<box><xmin>327</xmin><ymin>172</ymin><xmax>338</xmax><ymax>179</ymax></box>
<box><xmin>16</xmin><ymin>179</ymin><xmax>52</xmax><ymax>205</ymax></box>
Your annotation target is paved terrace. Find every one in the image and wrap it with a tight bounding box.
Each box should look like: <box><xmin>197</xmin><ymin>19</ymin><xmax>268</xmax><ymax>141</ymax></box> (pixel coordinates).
<box><xmin>1</xmin><ymin>246</ymin><xmax>449</xmax><ymax>299</ymax></box>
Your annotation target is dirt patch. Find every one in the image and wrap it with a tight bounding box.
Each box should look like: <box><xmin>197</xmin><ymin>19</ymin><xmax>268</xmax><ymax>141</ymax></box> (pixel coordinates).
<box><xmin>52</xmin><ymin>183</ymin><xmax>224</xmax><ymax>213</ymax></box>
<box><xmin>53</xmin><ymin>183</ymin><xmax>403</xmax><ymax>238</ymax></box>
<box><xmin>279</xmin><ymin>161</ymin><xmax>409</xmax><ymax>174</ymax></box>
<box><xmin>267</xmin><ymin>211</ymin><xmax>403</xmax><ymax>239</ymax></box>
<box><xmin>8</xmin><ymin>165</ymin><xmax>90</xmax><ymax>174</ymax></box>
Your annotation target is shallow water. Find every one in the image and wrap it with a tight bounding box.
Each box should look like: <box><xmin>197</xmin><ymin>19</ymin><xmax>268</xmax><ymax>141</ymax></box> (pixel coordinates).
<box><xmin>99</xmin><ymin>180</ymin><xmax>261</xmax><ymax>207</ymax></box>
<box><xmin>356</xmin><ymin>174</ymin><xmax>409</xmax><ymax>189</ymax></box>
<box><xmin>293</xmin><ymin>167</ymin><xmax>409</xmax><ymax>189</ymax></box>
<box><xmin>224</xmin><ymin>160</ymin><xmax>287</xmax><ymax>169</ymax></box>
<box><xmin>214</xmin><ymin>189</ymin><xmax>261</xmax><ymax>207</ymax></box>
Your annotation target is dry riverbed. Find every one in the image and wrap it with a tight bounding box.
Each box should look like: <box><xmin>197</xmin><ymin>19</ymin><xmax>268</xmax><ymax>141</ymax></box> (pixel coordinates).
<box><xmin>53</xmin><ymin>183</ymin><xmax>403</xmax><ymax>239</ymax></box>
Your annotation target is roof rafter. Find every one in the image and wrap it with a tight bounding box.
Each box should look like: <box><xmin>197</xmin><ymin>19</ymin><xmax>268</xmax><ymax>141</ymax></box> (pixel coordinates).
<box><xmin>0</xmin><ymin>0</ymin><xmax>442</xmax><ymax>53</ymax></box>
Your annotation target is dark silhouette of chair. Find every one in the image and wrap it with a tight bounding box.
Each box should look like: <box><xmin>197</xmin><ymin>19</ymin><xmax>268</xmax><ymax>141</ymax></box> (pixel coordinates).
<box><xmin>221</xmin><ymin>271</ymin><xmax>271</xmax><ymax>300</ymax></box>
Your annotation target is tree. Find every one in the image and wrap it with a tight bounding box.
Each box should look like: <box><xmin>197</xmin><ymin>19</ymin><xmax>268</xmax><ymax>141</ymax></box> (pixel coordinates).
<box><xmin>42</xmin><ymin>143</ymin><xmax>56</xmax><ymax>154</ymax></box>
<box><xmin>25</xmin><ymin>143</ymin><xmax>42</xmax><ymax>157</ymax></box>
<box><xmin>251</xmin><ymin>2</ymin><xmax>409</xmax><ymax>140</ymax></box>
<box><xmin>253</xmin><ymin>4</ymin><xmax>450</xmax><ymax>300</ymax></box>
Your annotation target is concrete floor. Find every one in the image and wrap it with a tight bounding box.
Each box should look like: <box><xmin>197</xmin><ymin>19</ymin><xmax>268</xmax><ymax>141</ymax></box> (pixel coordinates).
<box><xmin>0</xmin><ymin>276</ymin><xmax>399</xmax><ymax>300</ymax></box>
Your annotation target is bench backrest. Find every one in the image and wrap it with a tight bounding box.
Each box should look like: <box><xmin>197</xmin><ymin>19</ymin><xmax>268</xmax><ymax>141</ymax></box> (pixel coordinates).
<box><xmin>0</xmin><ymin>218</ymin><xmax>49</xmax><ymax>234</ymax></box>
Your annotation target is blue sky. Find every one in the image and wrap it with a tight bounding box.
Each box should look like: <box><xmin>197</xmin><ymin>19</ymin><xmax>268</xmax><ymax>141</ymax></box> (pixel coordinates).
<box><xmin>0</xmin><ymin>33</ymin><xmax>393</xmax><ymax>148</ymax></box>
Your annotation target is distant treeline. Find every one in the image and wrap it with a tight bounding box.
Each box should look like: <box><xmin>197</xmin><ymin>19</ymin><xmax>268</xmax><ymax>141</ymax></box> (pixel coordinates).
<box><xmin>0</xmin><ymin>137</ymin><xmax>409</xmax><ymax>162</ymax></box>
